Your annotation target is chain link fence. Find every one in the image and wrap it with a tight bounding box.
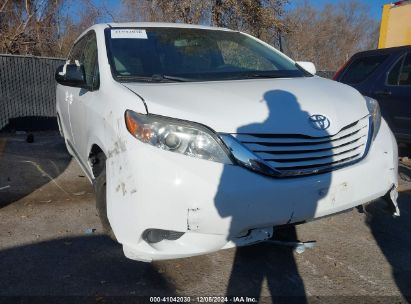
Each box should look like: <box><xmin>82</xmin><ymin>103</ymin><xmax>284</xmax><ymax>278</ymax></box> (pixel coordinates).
<box><xmin>0</xmin><ymin>54</ymin><xmax>65</xmax><ymax>130</ymax></box>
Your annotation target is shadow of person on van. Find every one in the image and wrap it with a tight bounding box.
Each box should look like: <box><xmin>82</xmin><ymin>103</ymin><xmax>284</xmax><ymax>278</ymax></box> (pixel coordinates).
<box><xmin>214</xmin><ymin>90</ymin><xmax>333</xmax><ymax>300</ymax></box>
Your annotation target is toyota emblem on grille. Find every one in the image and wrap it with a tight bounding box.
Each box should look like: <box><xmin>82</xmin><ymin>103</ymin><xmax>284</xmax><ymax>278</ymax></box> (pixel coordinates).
<box><xmin>309</xmin><ymin>114</ymin><xmax>330</xmax><ymax>130</ymax></box>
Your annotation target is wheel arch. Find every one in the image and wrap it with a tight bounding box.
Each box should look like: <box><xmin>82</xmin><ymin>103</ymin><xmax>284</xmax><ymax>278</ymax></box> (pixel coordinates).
<box><xmin>88</xmin><ymin>143</ymin><xmax>107</xmax><ymax>179</ymax></box>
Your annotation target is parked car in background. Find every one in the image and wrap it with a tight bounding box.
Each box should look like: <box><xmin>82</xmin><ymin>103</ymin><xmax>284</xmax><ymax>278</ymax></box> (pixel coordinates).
<box><xmin>334</xmin><ymin>46</ymin><xmax>411</xmax><ymax>145</ymax></box>
<box><xmin>56</xmin><ymin>23</ymin><xmax>399</xmax><ymax>262</ymax></box>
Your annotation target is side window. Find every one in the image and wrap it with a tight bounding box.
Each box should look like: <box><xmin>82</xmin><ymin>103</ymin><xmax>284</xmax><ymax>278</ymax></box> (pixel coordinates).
<box><xmin>340</xmin><ymin>54</ymin><xmax>388</xmax><ymax>84</ymax></box>
<box><xmin>68</xmin><ymin>38</ymin><xmax>86</xmax><ymax>62</ymax></box>
<box><xmin>399</xmin><ymin>53</ymin><xmax>411</xmax><ymax>86</ymax></box>
<box><xmin>387</xmin><ymin>54</ymin><xmax>411</xmax><ymax>86</ymax></box>
<box><xmin>68</xmin><ymin>32</ymin><xmax>99</xmax><ymax>90</ymax></box>
<box><xmin>387</xmin><ymin>56</ymin><xmax>404</xmax><ymax>85</ymax></box>
<box><xmin>81</xmin><ymin>33</ymin><xmax>99</xmax><ymax>89</ymax></box>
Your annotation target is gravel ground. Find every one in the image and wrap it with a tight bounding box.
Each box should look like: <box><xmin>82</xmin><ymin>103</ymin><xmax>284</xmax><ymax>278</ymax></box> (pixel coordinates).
<box><xmin>0</xmin><ymin>132</ymin><xmax>410</xmax><ymax>302</ymax></box>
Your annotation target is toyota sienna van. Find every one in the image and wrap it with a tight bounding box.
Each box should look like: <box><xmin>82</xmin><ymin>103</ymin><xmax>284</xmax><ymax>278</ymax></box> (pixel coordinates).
<box><xmin>55</xmin><ymin>23</ymin><xmax>399</xmax><ymax>262</ymax></box>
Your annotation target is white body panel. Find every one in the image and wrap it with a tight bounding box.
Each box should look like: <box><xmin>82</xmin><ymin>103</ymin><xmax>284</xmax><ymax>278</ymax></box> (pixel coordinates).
<box><xmin>108</xmin><ymin>120</ymin><xmax>397</xmax><ymax>261</ymax></box>
<box><xmin>56</xmin><ymin>22</ymin><xmax>398</xmax><ymax>262</ymax></box>
<box><xmin>123</xmin><ymin>77</ymin><xmax>367</xmax><ymax>136</ymax></box>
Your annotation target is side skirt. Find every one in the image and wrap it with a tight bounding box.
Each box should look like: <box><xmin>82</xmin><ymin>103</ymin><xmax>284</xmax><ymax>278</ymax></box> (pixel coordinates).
<box><xmin>66</xmin><ymin>140</ymin><xmax>94</xmax><ymax>183</ymax></box>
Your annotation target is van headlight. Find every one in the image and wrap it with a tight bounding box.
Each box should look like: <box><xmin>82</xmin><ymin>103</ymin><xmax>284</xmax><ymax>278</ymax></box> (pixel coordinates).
<box><xmin>125</xmin><ymin>110</ymin><xmax>232</xmax><ymax>164</ymax></box>
<box><xmin>365</xmin><ymin>96</ymin><xmax>381</xmax><ymax>141</ymax></box>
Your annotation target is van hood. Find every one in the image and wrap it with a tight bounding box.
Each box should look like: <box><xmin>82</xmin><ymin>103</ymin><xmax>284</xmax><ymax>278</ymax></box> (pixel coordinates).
<box><xmin>124</xmin><ymin>77</ymin><xmax>369</xmax><ymax>137</ymax></box>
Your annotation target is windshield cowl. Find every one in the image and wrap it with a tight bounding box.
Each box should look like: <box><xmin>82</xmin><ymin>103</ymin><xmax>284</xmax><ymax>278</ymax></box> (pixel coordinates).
<box><xmin>116</xmin><ymin>71</ymin><xmax>309</xmax><ymax>83</ymax></box>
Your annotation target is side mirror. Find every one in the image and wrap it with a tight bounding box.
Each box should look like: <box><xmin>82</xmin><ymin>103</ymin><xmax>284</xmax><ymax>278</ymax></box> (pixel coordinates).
<box><xmin>55</xmin><ymin>63</ymin><xmax>88</xmax><ymax>88</ymax></box>
<box><xmin>296</xmin><ymin>61</ymin><xmax>316</xmax><ymax>75</ymax></box>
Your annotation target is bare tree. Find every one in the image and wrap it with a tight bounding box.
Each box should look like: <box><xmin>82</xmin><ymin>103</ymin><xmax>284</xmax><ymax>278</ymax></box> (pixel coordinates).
<box><xmin>283</xmin><ymin>0</ymin><xmax>379</xmax><ymax>70</ymax></box>
<box><xmin>0</xmin><ymin>0</ymin><xmax>63</xmax><ymax>55</ymax></box>
<box><xmin>54</xmin><ymin>0</ymin><xmax>116</xmax><ymax>56</ymax></box>
<box><xmin>0</xmin><ymin>0</ymin><xmax>116</xmax><ymax>57</ymax></box>
<box><xmin>0</xmin><ymin>0</ymin><xmax>290</xmax><ymax>57</ymax></box>
<box><xmin>119</xmin><ymin>0</ymin><xmax>288</xmax><ymax>47</ymax></box>
<box><xmin>0</xmin><ymin>0</ymin><xmax>377</xmax><ymax>63</ymax></box>
<box><xmin>119</xmin><ymin>0</ymin><xmax>210</xmax><ymax>24</ymax></box>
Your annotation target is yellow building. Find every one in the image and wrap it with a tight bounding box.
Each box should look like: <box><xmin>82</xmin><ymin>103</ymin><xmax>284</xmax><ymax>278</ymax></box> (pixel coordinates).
<box><xmin>378</xmin><ymin>0</ymin><xmax>411</xmax><ymax>48</ymax></box>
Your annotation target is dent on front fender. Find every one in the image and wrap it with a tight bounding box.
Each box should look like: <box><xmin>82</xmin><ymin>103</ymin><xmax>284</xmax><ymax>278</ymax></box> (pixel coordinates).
<box><xmin>106</xmin><ymin>149</ymin><xmax>141</xmax><ymax>245</ymax></box>
<box><xmin>104</xmin><ymin>111</ymin><xmax>141</xmax><ymax>243</ymax></box>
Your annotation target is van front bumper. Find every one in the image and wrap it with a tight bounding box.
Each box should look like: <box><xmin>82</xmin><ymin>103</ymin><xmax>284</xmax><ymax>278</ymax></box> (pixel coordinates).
<box><xmin>106</xmin><ymin>120</ymin><xmax>398</xmax><ymax>262</ymax></box>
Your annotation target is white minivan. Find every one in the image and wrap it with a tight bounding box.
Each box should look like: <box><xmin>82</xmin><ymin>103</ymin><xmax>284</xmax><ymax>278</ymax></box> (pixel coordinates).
<box><xmin>56</xmin><ymin>23</ymin><xmax>399</xmax><ymax>262</ymax></box>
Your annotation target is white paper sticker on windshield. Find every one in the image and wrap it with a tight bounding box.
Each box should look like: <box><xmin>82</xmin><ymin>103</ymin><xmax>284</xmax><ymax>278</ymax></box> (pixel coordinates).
<box><xmin>111</xmin><ymin>29</ymin><xmax>147</xmax><ymax>39</ymax></box>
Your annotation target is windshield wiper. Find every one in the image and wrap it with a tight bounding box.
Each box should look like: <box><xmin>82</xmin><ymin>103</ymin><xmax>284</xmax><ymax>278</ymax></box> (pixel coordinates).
<box><xmin>152</xmin><ymin>74</ymin><xmax>196</xmax><ymax>82</ymax></box>
<box><xmin>117</xmin><ymin>74</ymin><xmax>195</xmax><ymax>83</ymax></box>
<box><xmin>116</xmin><ymin>75</ymin><xmax>154</xmax><ymax>82</ymax></box>
<box><xmin>243</xmin><ymin>73</ymin><xmax>285</xmax><ymax>79</ymax></box>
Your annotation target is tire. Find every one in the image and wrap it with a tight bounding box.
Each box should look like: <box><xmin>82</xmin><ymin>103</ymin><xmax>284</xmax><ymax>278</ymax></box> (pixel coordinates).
<box><xmin>94</xmin><ymin>165</ymin><xmax>116</xmax><ymax>241</ymax></box>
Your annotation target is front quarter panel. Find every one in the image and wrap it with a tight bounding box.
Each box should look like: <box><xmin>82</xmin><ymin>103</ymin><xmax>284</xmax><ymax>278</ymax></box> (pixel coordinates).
<box><xmin>84</xmin><ymin>24</ymin><xmax>148</xmax><ymax>178</ymax></box>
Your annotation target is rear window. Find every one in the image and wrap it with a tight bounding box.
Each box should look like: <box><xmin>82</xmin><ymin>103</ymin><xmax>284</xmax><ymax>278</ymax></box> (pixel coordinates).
<box><xmin>341</xmin><ymin>54</ymin><xmax>388</xmax><ymax>84</ymax></box>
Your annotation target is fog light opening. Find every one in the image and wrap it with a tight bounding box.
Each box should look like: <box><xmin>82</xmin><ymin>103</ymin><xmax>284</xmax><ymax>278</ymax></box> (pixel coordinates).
<box><xmin>143</xmin><ymin>229</ymin><xmax>185</xmax><ymax>243</ymax></box>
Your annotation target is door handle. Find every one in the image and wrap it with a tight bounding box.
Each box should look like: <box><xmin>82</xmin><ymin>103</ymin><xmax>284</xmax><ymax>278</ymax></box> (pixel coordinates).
<box><xmin>374</xmin><ymin>90</ymin><xmax>392</xmax><ymax>96</ymax></box>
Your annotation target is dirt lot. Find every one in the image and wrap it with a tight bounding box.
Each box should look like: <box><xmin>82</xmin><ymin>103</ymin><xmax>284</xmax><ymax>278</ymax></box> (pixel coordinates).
<box><xmin>1</xmin><ymin>132</ymin><xmax>411</xmax><ymax>302</ymax></box>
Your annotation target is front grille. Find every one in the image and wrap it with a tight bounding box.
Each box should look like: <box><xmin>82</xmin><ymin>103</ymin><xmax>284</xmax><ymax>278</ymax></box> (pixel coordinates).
<box><xmin>232</xmin><ymin>116</ymin><xmax>371</xmax><ymax>176</ymax></box>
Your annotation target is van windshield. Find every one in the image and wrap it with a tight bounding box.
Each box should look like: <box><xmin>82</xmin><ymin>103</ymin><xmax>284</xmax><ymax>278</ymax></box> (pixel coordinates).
<box><xmin>105</xmin><ymin>27</ymin><xmax>308</xmax><ymax>82</ymax></box>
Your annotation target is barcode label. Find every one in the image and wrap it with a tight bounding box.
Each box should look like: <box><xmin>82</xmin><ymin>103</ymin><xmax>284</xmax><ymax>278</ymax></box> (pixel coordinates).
<box><xmin>111</xmin><ymin>29</ymin><xmax>148</xmax><ymax>39</ymax></box>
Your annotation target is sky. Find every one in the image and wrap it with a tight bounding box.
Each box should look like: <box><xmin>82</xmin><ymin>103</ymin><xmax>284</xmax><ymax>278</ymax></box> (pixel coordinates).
<box><xmin>285</xmin><ymin>0</ymin><xmax>390</xmax><ymax>20</ymax></box>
